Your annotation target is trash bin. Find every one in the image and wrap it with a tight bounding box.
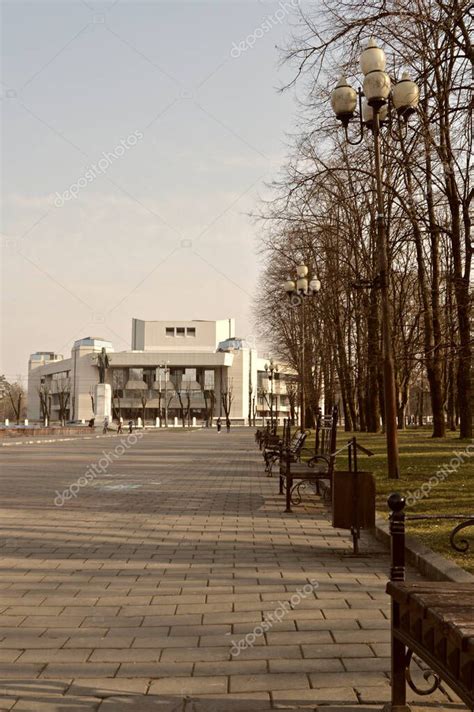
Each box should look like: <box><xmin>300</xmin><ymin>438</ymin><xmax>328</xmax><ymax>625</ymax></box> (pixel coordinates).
<box><xmin>332</xmin><ymin>470</ymin><xmax>376</xmax><ymax>552</ymax></box>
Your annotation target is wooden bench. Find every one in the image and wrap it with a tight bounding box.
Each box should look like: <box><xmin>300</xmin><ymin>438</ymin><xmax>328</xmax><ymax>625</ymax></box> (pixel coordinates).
<box><xmin>256</xmin><ymin>422</ymin><xmax>278</xmax><ymax>451</ymax></box>
<box><xmin>385</xmin><ymin>493</ymin><xmax>474</xmax><ymax>711</ymax></box>
<box><xmin>280</xmin><ymin>407</ymin><xmax>338</xmax><ymax>512</ymax></box>
<box><xmin>264</xmin><ymin>426</ymin><xmax>308</xmax><ymax>477</ymax></box>
<box><xmin>255</xmin><ymin>423</ymin><xmax>270</xmax><ymax>449</ymax></box>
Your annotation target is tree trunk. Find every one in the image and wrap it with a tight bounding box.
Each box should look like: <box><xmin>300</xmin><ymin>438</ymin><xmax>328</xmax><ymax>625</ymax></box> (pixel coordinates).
<box><xmin>365</xmin><ymin>288</ymin><xmax>381</xmax><ymax>432</ymax></box>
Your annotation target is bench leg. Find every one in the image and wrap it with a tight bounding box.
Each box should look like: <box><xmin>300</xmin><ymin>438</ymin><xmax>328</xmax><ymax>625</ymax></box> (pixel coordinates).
<box><xmin>285</xmin><ymin>475</ymin><xmax>292</xmax><ymax>513</ymax></box>
<box><xmin>383</xmin><ymin>602</ymin><xmax>411</xmax><ymax>711</ymax></box>
<box><xmin>267</xmin><ymin>457</ymin><xmax>276</xmax><ymax>477</ymax></box>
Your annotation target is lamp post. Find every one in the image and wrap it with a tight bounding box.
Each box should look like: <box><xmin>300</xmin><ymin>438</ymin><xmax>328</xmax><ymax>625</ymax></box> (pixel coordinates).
<box><xmin>284</xmin><ymin>265</ymin><xmax>321</xmax><ymax>429</ymax></box>
<box><xmin>330</xmin><ymin>38</ymin><xmax>419</xmax><ymax>479</ymax></box>
<box><xmin>264</xmin><ymin>358</ymin><xmax>279</xmax><ymax>429</ymax></box>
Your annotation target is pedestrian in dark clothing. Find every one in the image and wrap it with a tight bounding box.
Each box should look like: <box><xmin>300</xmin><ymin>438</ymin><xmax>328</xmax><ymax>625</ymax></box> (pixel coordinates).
<box><xmin>128</xmin><ymin>420</ymin><xmax>133</xmax><ymax>434</ymax></box>
<box><xmin>216</xmin><ymin>417</ymin><xmax>222</xmax><ymax>433</ymax></box>
<box><xmin>226</xmin><ymin>419</ymin><xmax>231</xmax><ymax>432</ymax></box>
<box><xmin>117</xmin><ymin>417</ymin><xmax>123</xmax><ymax>434</ymax></box>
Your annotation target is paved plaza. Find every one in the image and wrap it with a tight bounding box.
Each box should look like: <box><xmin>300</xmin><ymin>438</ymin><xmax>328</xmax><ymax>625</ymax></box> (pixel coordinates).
<box><xmin>0</xmin><ymin>429</ymin><xmax>464</xmax><ymax>711</ymax></box>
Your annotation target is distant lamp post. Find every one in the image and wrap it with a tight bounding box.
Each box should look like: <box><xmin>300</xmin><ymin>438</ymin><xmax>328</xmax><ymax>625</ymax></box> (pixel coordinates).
<box><xmin>284</xmin><ymin>264</ymin><xmax>321</xmax><ymax>429</ymax></box>
<box><xmin>264</xmin><ymin>358</ymin><xmax>279</xmax><ymax>429</ymax></box>
<box><xmin>330</xmin><ymin>38</ymin><xmax>419</xmax><ymax>480</ymax></box>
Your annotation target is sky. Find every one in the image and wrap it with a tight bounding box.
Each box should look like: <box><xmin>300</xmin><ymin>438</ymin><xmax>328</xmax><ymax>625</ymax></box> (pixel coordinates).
<box><xmin>1</xmin><ymin>0</ymin><xmax>306</xmax><ymax>385</ymax></box>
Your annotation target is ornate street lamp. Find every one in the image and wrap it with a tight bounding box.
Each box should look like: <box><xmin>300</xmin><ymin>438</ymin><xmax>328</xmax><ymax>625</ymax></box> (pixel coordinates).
<box><xmin>284</xmin><ymin>264</ymin><xmax>321</xmax><ymax>429</ymax></box>
<box><xmin>330</xmin><ymin>38</ymin><xmax>419</xmax><ymax>480</ymax></box>
<box><xmin>264</xmin><ymin>358</ymin><xmax>279</xmax><ymax>430</ymax></box>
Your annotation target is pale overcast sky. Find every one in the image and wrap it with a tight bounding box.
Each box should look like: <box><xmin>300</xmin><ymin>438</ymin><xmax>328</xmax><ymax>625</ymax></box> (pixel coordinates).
<box><xmin>2</xmin><ymin>0</ymin><xmax>305</xmax><ymax>384</ymax></box>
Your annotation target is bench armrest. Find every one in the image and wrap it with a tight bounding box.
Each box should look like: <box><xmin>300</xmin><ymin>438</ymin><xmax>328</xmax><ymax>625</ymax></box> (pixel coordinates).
<box><xmin>307</xmin><ymin>454</ymin><xmax>331</xmax><ymax>467</ymax></box>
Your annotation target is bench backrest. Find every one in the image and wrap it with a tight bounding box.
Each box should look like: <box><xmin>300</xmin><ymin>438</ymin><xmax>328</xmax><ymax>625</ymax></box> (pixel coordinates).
<box><xmin>290</xmin><ymin>430</ymin><xmax>307</xmax><ymax>456</ymax></box>
<box><xmin>315</xmin><ymin>406</ymin><xmax>338</xmax><ymax>458</ymax></box>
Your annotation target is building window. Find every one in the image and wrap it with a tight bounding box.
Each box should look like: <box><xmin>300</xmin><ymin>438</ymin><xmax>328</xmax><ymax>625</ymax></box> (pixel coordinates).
<box><xmin>176</xmin><ymin>327</ymin><xmax>185</xmax><ymax>336</ymax></box>
<box><xmin>172</xmin><ymin>369</ymin><xmax>183</xmax><ymax>388</ymax></box>
<box><xmin>143</xmin><ymin>369</ymin><xmax>155</xmax><ymax>387</ymax></box>
<box><xmin>204</xmin><ymin>370</ymin><xmax>215</xmax><ymax>389</ymax></box>
<box><xmin>166</xmin><ymin>328</ymin><xmax>174</xmax><ymax>337</ymax></box>
<box><xmin>128</xmin><ymin>368</ymin><xmax>143</xmax><ymax>382</ymax></box>
<box><xmin>187</xmin><ymin>327</ymin><xmax>196</xmax><ymax>337</ymax></box>
<box><xmin>112</xmin><ymin>369</ymin><xmax>126</xmax><ymax>390</ymax></box>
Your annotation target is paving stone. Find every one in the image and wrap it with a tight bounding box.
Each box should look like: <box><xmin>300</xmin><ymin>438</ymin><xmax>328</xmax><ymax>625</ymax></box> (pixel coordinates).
<box><xmin>0</xmin><ymin>650</ymin><xmax>22</xmax><ymax>662</ymax></box>
<box><xmin>0</xmin><ymin>680</ymin><xmax>69</xmax><ymax>696</ymax></box>
<box><xmin>266</xmin><ymin>631</ymin><xmax>333</xmax><ymax>645</ymax></box>
<box><xmin>342</xmin><ymin>657</ymin><xmax>391</xmax><ymax>672</ymax></box>
<box><xmin>332</xmin><ymin>629</ymin><xmax>389</xmax><ymax>643</ymax></box>
<box><xmin>296</xmin><ymin>618</ymin><xmax>359</xmax><ymax>631</ymax></box>
<box><xmin>194</xmin><ymin>660</ymin><xmax>267</xmax><ymax>676</ymax></box>
<box><xmin>230</xmin><ymin>672</ymin><xmax>309</xmax><ymax>692</ymax></box>
<box><xmin>356</xmin><ymin>684</ymin><xmax>392</xmax><ymax>704</ymax></box>
<box><xmin>148</xmin><ymin>675</ymin><xmax>227</xmax><ymax>695</ymax></box>
<box><xmin>161</xmin><ymin>647</ymin><xmax>231</xmax><ymax>662</ymax></box>
<box><xmin>67</xmin><ymin>678</ymin><xmax>149</xmax><ymax>696</ymax></box>
<box><xmin>309</xmin><ymin>671</ymin><xmax>389</xmax><ymax>688</ymax></box>
<box><xmin>233</xmin><ymin>644</ymin><xmax>302</xmax><ymax>660</ymax></box>
<box><xmin>302</xmin><ymin>643</ymin><xmax>374</xmax><ymax>658</ymax></box>
<box><xmin>131</xmin><ymin>635</ymin><xmax>198</xmax><ymax>648</ymax></box>
<box><xmin>18</xmin><ymin>648</ymin><xmax>92</xmax><ymax>663</ymax></box>
<box><xmin>90</xmin><ymin>648</ymin><xmax>162</xmax><ymax>662</ymax></box>
<box><xmin>269</xmin><ymin>658</ymin><xmax>344</xmax><ymax>673</ymax></box>
<box><xmin>117</xmin><ymin>661</ymin><xmax>192</xmax><ymax>677</ymax></box>
<box><xmin>9</xmin><ymin>697</ymin><xmax>101</xmax><ymax>711</ymax></box>
<box><xmin>272</xmin><ymin>687</ymin><xmax>359</xmax><ymax>705</ymax></box>
<box><xmin>40</xmin><ymin>663</ymin><xmax>119</xmax><ymax>678</ymax></box>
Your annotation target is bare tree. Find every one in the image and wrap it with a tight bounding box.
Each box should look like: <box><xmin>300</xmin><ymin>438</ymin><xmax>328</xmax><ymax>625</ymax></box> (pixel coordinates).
<box><xmin>203</xmin><ymin>388</ymin><xmax>216</xmax><ymax>427</ymax></box>
<box><xmin>221</xmin><ymin>379</ymin><xmax>234</xmax><ymax>422</ymax></box>
<box><xmin>184</xmin><ymin>381</ymin><xmax>193</xmax><ymax>428</ymax></box>
<box><xmin>37</xmin><ymin>381</ymin><xmax>52</xmax><ymax>425</ymax></box>
<box><xmin>285</xmin><ymin>379</ymin><xmax>299</xmax><ymax>425</ymax></box>
<box><xmin>6</xmin><ymin>382</ymin><xmax>26</xmax><ymax>424</ymax></box>
<box><xmin>56</xmin><ymin>378</ymin><xmax>70</xmax><ymax>425</ymax></box>
<box><xmin>140</xmin><ymin>391</ymin><xmax>148</xmax><ymax>425</ymax></box>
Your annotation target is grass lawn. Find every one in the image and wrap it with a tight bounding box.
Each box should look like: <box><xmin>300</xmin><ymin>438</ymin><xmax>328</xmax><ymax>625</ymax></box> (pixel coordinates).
<box><xmin>303</xmin><ymin>427</ymin><xmax>474</xmax><ymax>574</ymax></box>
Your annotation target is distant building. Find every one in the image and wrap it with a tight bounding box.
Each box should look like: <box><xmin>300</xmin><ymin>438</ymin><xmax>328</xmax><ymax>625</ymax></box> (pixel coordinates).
<box><xmin>27</xmin><ymin>318</ymin><xmax>297</xmax><ymax>425</ymax></box>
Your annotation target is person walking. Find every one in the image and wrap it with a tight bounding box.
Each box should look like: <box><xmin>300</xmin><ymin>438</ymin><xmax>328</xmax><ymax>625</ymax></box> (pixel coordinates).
<box><xmin>128</xmin><ymin>419</ymin><xmax>133</xmax><ymax>434</ymax></box>
<box><xmin>216</xmin><ymin>417</ymin><xmax>222</xmax><ymax>433</ymax></box>
<box><xmin>102</xmin><ymin>416</ymin><xmax>109</xmax><ymax>434</ymax></box>
<box><xmin>226</xmin><ymin>418</ymin><xmax>231</xmax><ymax>433</ymax></box>
<box><xmin>117</xmin><ymin>416</ymin><xmax>123</xmax><ymax>434</ymax></box>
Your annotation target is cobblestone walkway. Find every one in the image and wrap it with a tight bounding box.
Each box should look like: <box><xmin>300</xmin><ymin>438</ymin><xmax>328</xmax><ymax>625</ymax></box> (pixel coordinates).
<box><xmin>0</xmin><ymin>429</ymin><xmax>463</xmax><ymax>710</ymax></box>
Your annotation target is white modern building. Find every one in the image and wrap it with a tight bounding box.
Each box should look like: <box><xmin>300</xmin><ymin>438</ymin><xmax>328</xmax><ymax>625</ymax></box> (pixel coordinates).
<box><xmin>28</xmin><ymin>318</ymin><xmax>298</xmax><ymax>425</ymax></box>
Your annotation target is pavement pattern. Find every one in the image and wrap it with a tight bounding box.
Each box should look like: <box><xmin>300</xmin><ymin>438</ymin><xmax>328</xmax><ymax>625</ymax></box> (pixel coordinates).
<box><xmin>0</xmin><ymin>428</ymin><xmax>464</xmax><ymax>711</ymax></box>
